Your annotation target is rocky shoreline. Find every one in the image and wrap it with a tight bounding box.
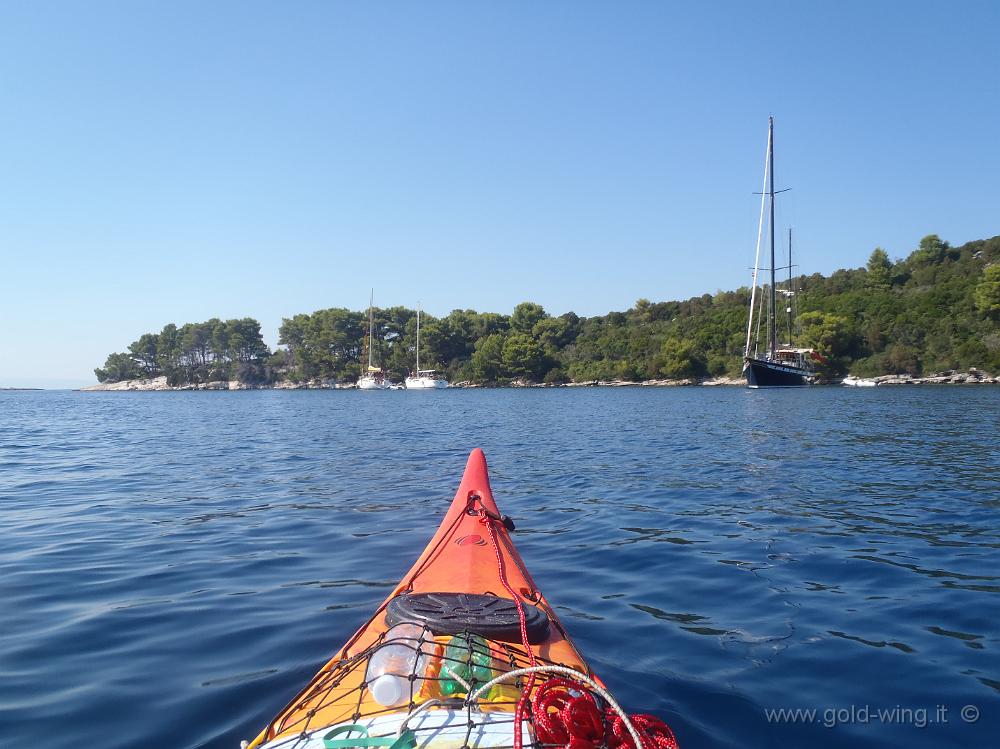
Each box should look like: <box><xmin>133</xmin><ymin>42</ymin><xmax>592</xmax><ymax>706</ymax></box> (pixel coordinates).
<box><xmin>78</xmin><ymin>375</ymin><xmax>745</xmax><ymax>391</ymax></box>
<box><xmin>841</xmin><ymin>368</ymin><xmax>998</xmax><ymax>387</ymax></box>
<box><xmin>78</xmin><ymin>369</ymin><xmax>997</xmax><ymax>392</ymax></box>
<box><xmin>79</xmin><ymin>376</ymin><xmax>350</xmax><ymax>392</ymax></box>
<box><xmin>452</xmin><ymin>376</ymin><xmax>745</xmax><ymax>388</ymax></box>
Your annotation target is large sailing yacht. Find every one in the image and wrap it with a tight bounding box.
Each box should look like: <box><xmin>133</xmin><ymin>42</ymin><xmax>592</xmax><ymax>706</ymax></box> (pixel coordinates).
<box><xmin>357</xmin><ymin>290</ymin><xmax>389</xmax><ymax>390</ymax></box>
<box><xmin>404</xmin><ymin>305</ymin><xmax>448</xmax><ymax>389</ymax></box>
<box><xmin>743</xmin><ymin>117</ymin><xmax>815</xmax><ymax>388</ymax></box>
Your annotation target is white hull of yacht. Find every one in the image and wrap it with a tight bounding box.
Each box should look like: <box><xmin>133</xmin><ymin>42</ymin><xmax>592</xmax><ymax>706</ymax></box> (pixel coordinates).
<box><xmin>357</xmin><ymin>376</ymin><xmax>389</xmax><ymax>390</ymax></box>
<box><xmin>404</xmin><ymin>376</ymin><xmax>448</xmax><ymax>389</ymax></box>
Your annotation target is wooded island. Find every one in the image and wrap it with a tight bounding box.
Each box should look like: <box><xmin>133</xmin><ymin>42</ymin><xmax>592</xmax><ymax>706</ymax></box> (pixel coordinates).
<box><xmin>94</xmin><ymin>234</ymin><xmax>1000</xmax><ymax>387</ymax></box>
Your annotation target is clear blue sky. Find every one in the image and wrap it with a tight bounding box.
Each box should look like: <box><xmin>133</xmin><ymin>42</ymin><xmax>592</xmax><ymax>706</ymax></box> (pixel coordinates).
<box><xmin>1</xmin><ymin>1</ymin><xmax>997</xmax><ymax>387</ymax></box>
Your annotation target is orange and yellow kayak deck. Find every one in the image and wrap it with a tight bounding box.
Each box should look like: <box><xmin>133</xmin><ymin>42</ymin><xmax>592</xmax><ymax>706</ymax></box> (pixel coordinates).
<box><xmin>248</xmin><ymin>449</ymin><xmax>601</xmax><ymax>749</ymax></box>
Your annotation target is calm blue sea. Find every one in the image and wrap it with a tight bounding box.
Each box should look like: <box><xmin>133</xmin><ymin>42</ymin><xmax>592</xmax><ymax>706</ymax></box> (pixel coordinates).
<box><xmin>2</xmin><ymin>387</ymin><xmax>998</xmax><ymax>749</ymax></box>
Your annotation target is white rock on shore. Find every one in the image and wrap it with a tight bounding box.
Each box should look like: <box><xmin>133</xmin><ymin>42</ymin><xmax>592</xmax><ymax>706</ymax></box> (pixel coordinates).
<box><xmin>841</xmin><ymin>368</ymin><xmax>999</xmax><ymax>387</ymax></box>
<box><xmin>80</xmin><ymin>376</ymin><xmax>246</xmax><ymax>392</ymax></box>
<box><xmin>273</xmin><ymin>378</ymin><xmax>356</xmax><ymax>389</ymax></box>
<box><xmin>80</xmin><ymin>376</ymin><xmax>357</xmax><ymax>392</ymax></box>
<box><xmin>699</xmin><ymin>376</ymin><xmax>745</xmax><ymax>386</ymax></box>
<box><xmin>500</xmin><ymin>376</ymin><xmax>742</xmax><ymax>388</ymax></box>
<box><xmin>80</xmin><ymin>376</ymin><xmax>172</xmax><ymax>391</ymax></box>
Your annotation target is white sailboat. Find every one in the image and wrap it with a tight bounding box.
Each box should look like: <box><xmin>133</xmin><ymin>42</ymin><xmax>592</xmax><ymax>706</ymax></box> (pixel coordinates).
<box><xmin>357</xmin><ymin>290</ymin><xmax>389</xmax><ymax>390</ymax></box>
<box><xmin>743</xmin><ymin>117</ymin><xmax>816</xmax><ymax>388</ymax></box>
<box><xmin>404</xmin><ymin>305</ymin><xmax>448</xmax><ymax>389</ymax></box>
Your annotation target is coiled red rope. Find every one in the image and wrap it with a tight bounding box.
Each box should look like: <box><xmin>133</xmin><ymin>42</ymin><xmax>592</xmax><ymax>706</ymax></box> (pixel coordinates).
<box><xmin>475</xmin><ymin>496</ymin><xmax>678</xmax><ymax>749</ymax></box>
<box><xmin>532</xmin><ymin>678</ymin><xmax>678</xmax><ymax>749</ymax></box>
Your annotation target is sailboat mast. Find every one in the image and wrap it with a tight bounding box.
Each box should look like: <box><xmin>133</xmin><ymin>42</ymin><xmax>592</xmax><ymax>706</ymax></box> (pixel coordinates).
<box><xmin>415</xmin><ymin>305</ymin><xmax>421</xmax><ymax>373</ymax></box>
<box><xmin>368</xmin><ymin>289</ymin><xmax>374</xmax><ymax>370</ymax></box>
<box><xmin>787</xmin><ymin>227</ymin><xmax>794</xmax><ymax>345</ymax></box>
<box><xmin>768</xmin><ymin>116</ymin><xmax>777</xmax><ymax>358</ymax></box>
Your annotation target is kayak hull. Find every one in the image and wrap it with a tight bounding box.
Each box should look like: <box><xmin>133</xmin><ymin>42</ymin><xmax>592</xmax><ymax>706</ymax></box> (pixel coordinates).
<box><xmin>251</xmin><ymin>449</ymin><xmax>595</xmax><ymax>748</ymax></box>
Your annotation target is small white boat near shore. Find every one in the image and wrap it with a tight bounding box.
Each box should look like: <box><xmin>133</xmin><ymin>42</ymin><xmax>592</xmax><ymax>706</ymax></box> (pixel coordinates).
<box><xmin>842</xmin><ymin>375</ymin><xmax>877</xmax><ymax>387</ymax></box>
<box><xmin>358</xmin><ymin>367</ymin><xmax>390</xmax><ymax>390</ymax></box>
<box><xmin>357</xmin><ymin>290</ymin><xmax>390</xmax><ymax>390</ymax></box>
<box><xmin>405</xmin><ymin>370</ymin><xmax>449</xmax><ymax>389</ymax></box>
<box><xmin>404</xmin><ymin>305</ymin><xmax>449</xmax><ymax>389</ymax></box>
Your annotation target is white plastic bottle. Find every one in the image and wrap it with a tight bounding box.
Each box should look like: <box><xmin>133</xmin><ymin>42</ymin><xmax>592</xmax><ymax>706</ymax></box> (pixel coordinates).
<box><xmin>364</xmin><ymin>623</ymin><xmax>428</xmax><ymax>707</ymax></box>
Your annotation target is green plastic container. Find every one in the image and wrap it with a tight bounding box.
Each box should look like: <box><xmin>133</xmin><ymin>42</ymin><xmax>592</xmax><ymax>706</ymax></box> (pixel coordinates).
<box><xmin>439</xmin><ymin>634</ymin><xmax>493</xmax><ymax>697</ymax></box>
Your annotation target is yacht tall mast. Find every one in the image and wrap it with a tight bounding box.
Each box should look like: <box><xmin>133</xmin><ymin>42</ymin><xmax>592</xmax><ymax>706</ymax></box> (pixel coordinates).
<box><xmin>786</xmin><ymin>227</ymin><xmax>794</xmax><ymax>345</ymax></box>
<box><xmin>768</xmin><ymin>116</ymin><xmax>777</xmax><ymax>359</ymax></box>
<box><xmin>415</xmin><ymin>304</ymin><xmax>421</xmax><ymax>373</ymax></box>
<box><xmin>368</xmin><ymin>289</ymin><xmax>375</xmax><ymax>370</ymax></box>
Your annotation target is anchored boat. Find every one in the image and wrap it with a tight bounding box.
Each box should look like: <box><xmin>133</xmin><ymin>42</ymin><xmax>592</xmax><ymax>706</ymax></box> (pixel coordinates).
<box><xmin>358</xmin><ymin>290</ymin><xmax>390</xmax><ymax>390</ymax></box>
<box><xmin>244</xmin><ymin>450</ymin><xmax>678</xmax><ymax>749</ymax></box>
<box><xmin>742</xmin><ymin>117</ymin><xmax>817</xmax><ymax>388</ymax></box>
<box><xmin>405</xmin><ymin>305</ymin><xmax>448</xmax><ymax>389</ymax></box>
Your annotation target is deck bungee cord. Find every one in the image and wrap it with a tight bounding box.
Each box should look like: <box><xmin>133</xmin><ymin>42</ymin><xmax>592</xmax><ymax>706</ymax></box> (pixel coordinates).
<box><xmin>243</xmin><ymin>449</ymin><xmax>678</xmax><ymax>749</ymax></box>
<box><xmin>473</xmin><ymin>497</ymin><xmax>676</xmax><ymax>749</ymax></box>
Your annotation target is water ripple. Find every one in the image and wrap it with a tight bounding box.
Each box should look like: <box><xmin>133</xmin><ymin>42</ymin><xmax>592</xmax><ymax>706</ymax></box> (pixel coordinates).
<box><xmin>1</xmin><ymin>387</ymin><xmax>999</xmax><ymax>749</ymax></box>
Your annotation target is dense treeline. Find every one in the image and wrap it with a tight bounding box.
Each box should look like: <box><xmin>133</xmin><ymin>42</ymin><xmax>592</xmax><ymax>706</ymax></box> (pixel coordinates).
<box><xmin>95</xmin><ymin>318</ymin><xmax>272</xmax><ymax>385</ymax></box>
<box><xmin>97</xmin><ymin>234</ymin><xmax>1000</xmax><ymax>385</ymax></box>
<box><xmin>797</xmin><ymin>235</ymin><xmax>1000</xmax><ymax>376</ymax></box>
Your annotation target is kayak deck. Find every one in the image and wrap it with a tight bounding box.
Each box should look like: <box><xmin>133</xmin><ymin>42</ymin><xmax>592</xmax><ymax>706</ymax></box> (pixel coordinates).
<box><xmin>254</xmin><ymin>627</ymin><xmax>575</xmax><ymax>748</ymax></box>
<box><xmin>246</xmin><ymin>449</ymin><xmax>676</xmax><ymax>749</ymax></box>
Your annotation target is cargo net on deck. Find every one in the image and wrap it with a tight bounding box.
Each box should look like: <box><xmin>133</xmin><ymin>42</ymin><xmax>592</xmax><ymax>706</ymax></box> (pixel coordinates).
<box><xmin>257</xmin><ymin>623</ymin><xmax>677</xmax><ymax>749</ymax></box>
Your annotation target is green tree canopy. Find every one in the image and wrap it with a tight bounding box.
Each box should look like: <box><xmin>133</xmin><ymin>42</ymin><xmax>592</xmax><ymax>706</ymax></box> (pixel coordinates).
<box><xmin>470</xmin><ymin>333</ymin><xmax>505</xmax><ymax>382</ymax></box>
<box><xmin>798</xmin><ymin>311</ymin><xmax>854</xmax><ymax>358</ymax></box>
<box><xmin>97</xmin><ymin>317</ymin><xmax>272</xmax><ymax>385</ymax></box>
<box><xmin>974</xmin><ymin>265</ymin><xmax>1000</xmax><ymax>320</ymax></box>
<box><xmin>913</xmin><ymin>234</ymin><xmax>949</xmax><ymax>265</ymax></box>
<box><xmin>866</xmin><ymin>247</ymin><xmax>893</xmax><ymax>289</ymax></box>
<box><xmin>502</xmin><ymin>333</ymin><xmax>547</xmax><ymax>380</ymax></box>
<box><xmin>655</xmin><ymin>338</ymin><xmax>707</xmax><ymax>379</ymax></box>
<box><xmin>510</xmin><ymin>302</ymin><xmax>547</xmax><ymax>334</ymax></box>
